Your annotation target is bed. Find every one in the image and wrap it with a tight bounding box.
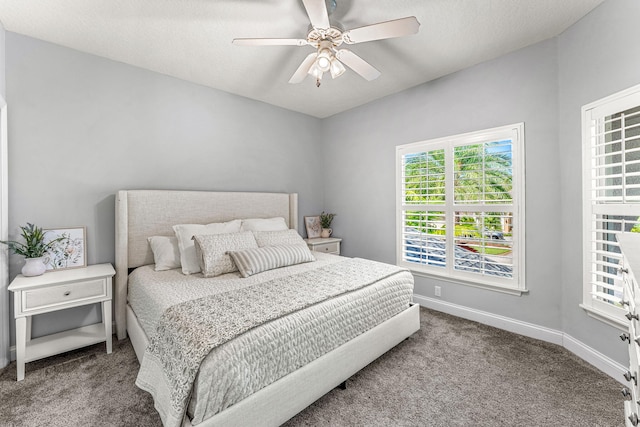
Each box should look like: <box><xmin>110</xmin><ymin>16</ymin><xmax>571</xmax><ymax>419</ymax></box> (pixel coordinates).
<box><xmin>114</xmin><ymin>189</ymin><xmax>420</xmax><ymax>427</ymax></box>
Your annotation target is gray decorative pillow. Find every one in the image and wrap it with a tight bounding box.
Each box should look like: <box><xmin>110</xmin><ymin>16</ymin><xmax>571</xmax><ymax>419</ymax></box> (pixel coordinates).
<box><xmin>252</xmin><ymin>229</ymin><xmax>305</xmax><ymax>247</ymax></box>
<box><xmin>228</xmin><ymin>244</ymin><xmax>316</xmax><ymax>278</ymax></box>
<box><xmin>192</xmin><ymin>231</ymin><xmax>258</xmax><ymax>278</ymax></box>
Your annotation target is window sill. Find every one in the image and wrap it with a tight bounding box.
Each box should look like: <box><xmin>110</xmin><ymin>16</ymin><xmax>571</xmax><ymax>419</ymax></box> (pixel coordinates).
<box><xmin>408</xmin><ymin>269</ymin><xmax>528</xmax><ymax>296</ymax></box>
<box><xmin>579</xmin><ymin>304</ymin><xmax>627</xmax><ymax>331</ymax></box>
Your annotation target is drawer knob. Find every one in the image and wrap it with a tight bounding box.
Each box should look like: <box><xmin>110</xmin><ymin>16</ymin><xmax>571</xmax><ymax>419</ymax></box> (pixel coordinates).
<box><xmin>63</xmin><ymin>291</ymin><xmax>71</xmax><ymax>297</ymax></box>
<box><xmin>631</xmin><ymin>413</ymin><xmax>639</xmax><ymax>426</ymax></box>
<box><xmin>623</xmin><ymin>300</ymin><xmax>631</xmax><ymax>307</ymax></box>
<box><xmin>623</xmin><ymin>387</ymin><xmax>632</xmax><ymax>400</ymax></box>
<box><xmin>624</xmin><ymin>371</ymin><xmax>638</xmax><ymax>385</ymax></box>
<box><xmin>621</xmin><ymin>333</ymin><xmax>631</xmax><ymax>343</ymax></box>
<box><xmin>620</xmin><ymin>267</ymin><xmax>630</xmax><ymax>274</ymax></box>
<box><xmin>626</xmin><ymin>312</ymin><xmax>640</xmax><ymax>321</ymax></box>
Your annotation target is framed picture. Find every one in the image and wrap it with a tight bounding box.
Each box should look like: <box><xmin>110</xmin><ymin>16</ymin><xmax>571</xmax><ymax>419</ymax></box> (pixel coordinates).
<box><xmin>304</xmin><ymin>216</ymin><xmax>322</xmax><ymax>239</ymax></box>
<box><xmin>43</xmin><ymin>226</ymin><xmax>87</xmax><ymax>271</ymax></box>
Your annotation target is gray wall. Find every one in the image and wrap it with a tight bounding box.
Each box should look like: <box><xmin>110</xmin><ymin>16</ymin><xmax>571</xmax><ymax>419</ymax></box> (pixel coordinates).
<box><xmin>558</xmin><ymin>0</ymin><xmax>640</xmax><ymax>357</ymax></box>
<box><xmin>322</xmin><ymin>39</ymin><xmax>563</xmax><ymax>329</ymax></box>
<box><xmin>6</xmin><ymin>32</ymin><xmax>324</xmax><ymax>341</ymax></box>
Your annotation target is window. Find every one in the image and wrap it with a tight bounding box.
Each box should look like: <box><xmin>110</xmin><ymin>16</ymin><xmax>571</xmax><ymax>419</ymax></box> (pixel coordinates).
<box><xmin>396</xmin><ymin>123</ymin><xmax>525</xmax><ymax>293</ymax></box>
<box><xmin>582</xmin><ymin>84</ymin><xmax>640</xmax><ymax>324</ymax></box>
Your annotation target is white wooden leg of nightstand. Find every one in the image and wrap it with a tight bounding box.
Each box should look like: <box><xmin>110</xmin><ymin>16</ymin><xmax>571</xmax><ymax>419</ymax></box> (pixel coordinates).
<box><xmin>103</xmin><ymin>299</ymin><xmax>112</xmax><ymax>354</ymax></box>
<box><xmin>25</xmin><ymin>316</ymin><xmax>32</xmax><ymax>343</ymax></box>
<box><xmin>15</xmin><ymin>316</ymin><xmax>26</xmax><ymax>381</ymax></box>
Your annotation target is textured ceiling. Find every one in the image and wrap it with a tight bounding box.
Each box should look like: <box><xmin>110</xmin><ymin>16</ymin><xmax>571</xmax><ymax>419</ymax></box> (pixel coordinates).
<box><xmin>0</xmin><ymin>0</ymin><xmax>604</xmax><ymax>118</ymax></box>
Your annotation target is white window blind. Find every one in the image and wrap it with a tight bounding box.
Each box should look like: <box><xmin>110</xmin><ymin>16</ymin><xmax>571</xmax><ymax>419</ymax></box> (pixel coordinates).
<box><xmin>582</xmin><ymin>85</ymin><xmax>640</xmax><ymax>322</ymax></box>
<box><xmin>396</xmin><ymin>124</ymin><xmax>525</xmax><ymax>292</ymax></box>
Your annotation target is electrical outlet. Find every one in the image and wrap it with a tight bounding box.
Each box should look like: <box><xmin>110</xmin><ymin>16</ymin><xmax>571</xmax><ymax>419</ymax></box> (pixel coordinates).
<box><xmin>435</xmin><ymin>286</ymin><xmax>441</xmax><ymax>297</ymax></box>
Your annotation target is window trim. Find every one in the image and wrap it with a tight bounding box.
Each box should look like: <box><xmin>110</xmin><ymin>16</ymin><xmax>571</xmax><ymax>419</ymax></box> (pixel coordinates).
<box><xmin>581</xmin><ymin>83</ymin><xmax>640</xmax><ymax>323</ymax></box>
<box><xmin>396</xmin><ymin>123</ymin><xmax>526</xmax><ymax>293</ymax></box>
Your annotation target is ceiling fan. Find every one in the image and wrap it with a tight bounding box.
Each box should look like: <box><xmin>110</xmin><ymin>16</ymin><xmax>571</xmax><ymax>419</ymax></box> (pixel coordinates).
<box><xmin>232</xmin><ymin>0</ymin><xmax>420</xmax><ymax>87</ymax></box>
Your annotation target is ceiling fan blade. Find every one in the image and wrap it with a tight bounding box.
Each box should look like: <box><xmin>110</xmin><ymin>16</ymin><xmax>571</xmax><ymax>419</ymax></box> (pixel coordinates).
<box><xmin>289</xmin><ymin>53</ymin><xmax>318</xmax><ymax>84</ymax></box>
<box><xmin>232</xmin><ymin>38</ymin><xmax>308</xmax><ymax>46</ymax></box>
<box><xmin>342</xmin><ymin>16</ymin><xmax>420</xmax><ymax>44</ymax></box>
<box><xmin>302</xmin><ymin>0</ymin><xmax>330</xmax><ymax>30</ymax></box>
<box><xmin>335</xmin><ymin>49</ymin><xmax>381</xmax><ymax>81</ymax></box>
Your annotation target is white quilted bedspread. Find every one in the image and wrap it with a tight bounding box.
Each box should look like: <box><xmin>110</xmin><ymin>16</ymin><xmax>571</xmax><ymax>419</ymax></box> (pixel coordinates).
<box><xmin>128</xmin><ymin>253</ymin><xmax>414</xmax><ymax>425</ymax></box>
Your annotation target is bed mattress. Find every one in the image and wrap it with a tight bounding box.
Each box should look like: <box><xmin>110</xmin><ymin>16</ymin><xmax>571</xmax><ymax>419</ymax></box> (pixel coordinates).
<box><xmin>128</xmin><ymin>253</ymin><xmax>414</xmax><ymax>425</ymax></box>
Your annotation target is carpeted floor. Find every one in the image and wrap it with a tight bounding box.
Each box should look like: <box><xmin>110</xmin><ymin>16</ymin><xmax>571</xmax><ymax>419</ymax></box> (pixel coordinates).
<box><xmin>0</xmin><ymin>307</ymin><xmax>624</xmax><ymax>426</ymax></box>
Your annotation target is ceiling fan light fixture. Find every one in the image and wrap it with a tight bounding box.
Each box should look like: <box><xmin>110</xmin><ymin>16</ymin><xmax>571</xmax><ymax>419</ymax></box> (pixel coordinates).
<box><xmin>329</xmin><ymin>57</ymin><xmax>346</xmax><ymax>78</ymax></box>
<box><xmin>316</xmin><ymin>48</ymin><xmax>332</xmax><ymax>72</ymax></box>
<box><xmin>308</xmin><ymin>62</ymin><xmax>324</xmax><ymax>79</ymax></box>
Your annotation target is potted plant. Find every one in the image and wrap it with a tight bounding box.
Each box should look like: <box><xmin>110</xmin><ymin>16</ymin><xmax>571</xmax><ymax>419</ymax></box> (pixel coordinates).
<box><xmin>1</xmin><ymin>223</ymin><xmax>62</xmax><ymax>276</ymax></box>
<box><xmin>319</xmin><ymin>212</ymin><xmax>336</xmax><ymax>238</ymax></box>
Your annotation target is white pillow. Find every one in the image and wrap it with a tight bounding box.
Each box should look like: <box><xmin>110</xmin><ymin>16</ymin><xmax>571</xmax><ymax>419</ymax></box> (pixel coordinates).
<box><xmin>173</xmin><ymin>220</ymin><xmax>242</xmax><ymax>274</ymax></box>
<box><xmin>240</xmin><ymin>217</ymin><xmax>288</xmax><ymax>232</ymax></box>
<box><xmin>252</xmin><ymin>229</ymin><xmax>305</xmax><ymax>247</ymax></box>
<box><xmin>193</xmin><ymin>231</ymin><xmax>258</xmax><ymax>278</ymax></box>
<box><xmin>147</xmin><ymin>236</ymin><xmax>181</xmax><ymax>271</ymax></box>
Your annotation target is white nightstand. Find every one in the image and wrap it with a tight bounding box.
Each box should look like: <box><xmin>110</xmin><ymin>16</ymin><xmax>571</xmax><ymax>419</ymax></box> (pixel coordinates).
<box><xmin>8</xmin><ymin>263</ymin><xmax>115</xmax><ymax>381</ymax></box>
<box><xmin>305</xmin><ymin>237</ymin><xmax>342</xmax><ymax>255</ymax></box>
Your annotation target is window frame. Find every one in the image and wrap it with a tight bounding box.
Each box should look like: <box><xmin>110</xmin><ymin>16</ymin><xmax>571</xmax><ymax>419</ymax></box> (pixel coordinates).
<box><xmin>396</xmin><ymin>123</ymin><xmax>526</xmax><ymax>295</ymax></box>
<box><xmin>581</xmin><ymin>83</ymin><xmax>640</xmax><ymax>327</ymax></box>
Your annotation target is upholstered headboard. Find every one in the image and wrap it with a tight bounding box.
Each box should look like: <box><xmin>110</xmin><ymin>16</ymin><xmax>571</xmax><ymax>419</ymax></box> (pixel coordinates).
<box><xmin>114</xmin><ymin>190</ymin><xmax>298</xmax><ymax>339</ymax></box>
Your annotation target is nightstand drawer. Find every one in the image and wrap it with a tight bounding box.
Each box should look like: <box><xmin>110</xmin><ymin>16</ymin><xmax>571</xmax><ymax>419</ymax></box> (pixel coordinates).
<box><xmin>23</xmin><ymin>279</ymin><xmax>107</xmax><ymax>312</ymax></box>
<box><xmin>314</xmin><ymin>242</ymin><xmax>339</xmax><ymax>253</ymax></box>
<box><xmin>305</xmin><ymin>237</ymin><xmax>342</xmax><ymax>255</ymax></box>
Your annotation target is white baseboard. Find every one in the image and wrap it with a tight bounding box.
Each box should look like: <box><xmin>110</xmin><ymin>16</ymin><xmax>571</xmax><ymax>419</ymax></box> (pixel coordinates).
<box><xmin>562</xmin><ymin>333</ymin><xmax>626</xmax><ymax>383</ymax></box>
<box><xmin>413</xmin><ymin>293</ymin><xmax>627</xmax><ymax>385</ymax></box>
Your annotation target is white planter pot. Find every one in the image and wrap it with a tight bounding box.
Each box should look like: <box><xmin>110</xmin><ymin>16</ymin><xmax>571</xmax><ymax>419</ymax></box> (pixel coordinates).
<box><xmin>22</xmin><ymin>256</ymin><xmax>48</xmax><ymax>277</ymax></box>
<box><xmin>321</xmin><ymin>228</ymin><xmax>332</xmax><ymax>238</ymax></box>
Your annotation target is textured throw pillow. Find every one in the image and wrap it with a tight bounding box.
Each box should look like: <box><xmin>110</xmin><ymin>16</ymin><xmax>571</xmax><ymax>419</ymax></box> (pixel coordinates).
<box><xmin>147</xmin><ymin>236</ymin><xmax>181</xmax><ymax>271</ymax></box>
<box><xmin>228</xmin><ymin>244</ymin><xmax>316</xmax><ymax>278</ymax></box>
<box><xmin>173</xmin><ymin>220</ymin><xmax>242</xmax><ymax>274</ymax></box>
<box><xmin>253</xmin><ymin>229</ymin><xmax>305</xmax><ymax>247</ymax></box>
<box><xmin>240</xmin><ymin>217</ymin><xmax>288</xmax><ymax>232</ymax></box>
<box><xmin>192</xmin><ymin>231</ymin><xmax>258</xmax><ymax>278</ymax></box>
